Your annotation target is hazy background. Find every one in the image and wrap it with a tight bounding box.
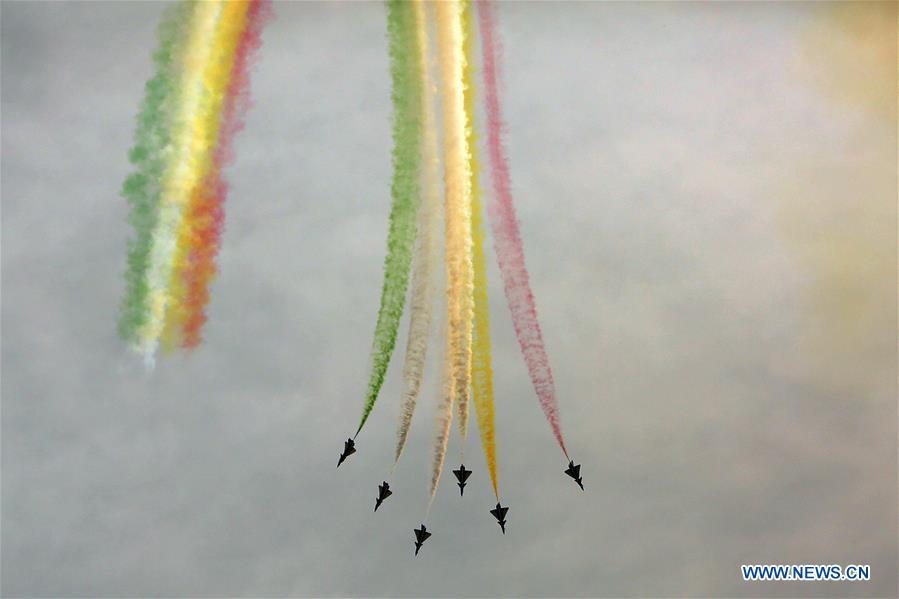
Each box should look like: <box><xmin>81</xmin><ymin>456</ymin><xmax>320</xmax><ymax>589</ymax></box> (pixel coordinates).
<box><xmin>2</xmin><ymin>2</ymin><xmax>896</xmax><ymax>597</ymax></box>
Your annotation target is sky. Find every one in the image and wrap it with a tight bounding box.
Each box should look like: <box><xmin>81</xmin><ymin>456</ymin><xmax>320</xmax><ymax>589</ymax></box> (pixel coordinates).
<box><xmin>1</xmin><ymin>1</ymin><xmax>896</xmax><ymax>597</ymax></box>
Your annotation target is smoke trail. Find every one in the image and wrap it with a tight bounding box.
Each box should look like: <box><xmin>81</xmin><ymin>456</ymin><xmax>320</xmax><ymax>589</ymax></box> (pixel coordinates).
<box><xmin>452</xmin><ymin>0</ymin><xmax>475</xmax><ymax>451</ymax></box>
<box><xmin>438</xmin><ymin>0</ymin><xmax>474</xmax><ymax>446</ymax></box>
<box><xmin>170</xmin><ymin>0</ymin><xmax>272</xmax><ymax>349</ymax></box>
<box><xmin>394</xmin><ymin>0</ymin><xmax>439</xmax><ymax>466</ymax></box>
<box><xmin>477</xmin><ymin>0</ymin><xmax>568</xmax><ymax>457</ymax></box>
<box><xmin>161</xmin><ymin>0</ymin><xmax>253</xmax><ymax>350</ymax></box>
<box><xmin>430</xmin><ymin>333</ymin><xmax>455</xmax><ymax>500</ymax></box>
<box><xmin>118</xmin><ymin>2</ymin><xmax>192</xmax><ymax>346</ymax></box>
<box><xmin>355</xmin><ymin>0</ymin><xmax>424</xmax><ymax>436</ymax></box>
<box><xmin>138</xmin><ymin>0</ymin><xmax>224</xmax><ymax>363</ymax></box>
<box><xmin>462</xmin><ymin>0</ymin><xmax>498</xmax><ymax>498</ymax></box>
<box><xmin>430</xmin><ymin>0</ymin><xmax>472</xmax><ymax>497</ymax></box>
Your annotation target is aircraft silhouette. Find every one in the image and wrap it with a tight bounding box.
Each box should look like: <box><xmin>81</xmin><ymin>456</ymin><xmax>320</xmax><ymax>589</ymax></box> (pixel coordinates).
<box><xmin>490</xmin><ymin>502</ymin><xmax>509</xmax><ymax>534</ymax></box>
<box><xmin>564</xmin><ymin>460</ymin><xmax>583</xmax><ymax>490</ymax></box>
<box><xmin>374</xmin><ymin>481</ymin><xmax>392</xmax><ymax>512</ymax></box>
<box><xmin>413</xmin><ymin>524</ymin><xmax>431</xmax><ymax>556</ymax></box>
<box><xmin>452</xmin><ymin>464</ymin><xmax>472</xmax><ymax>496</ymax></box>
<box><xmin>336</xmin><ymin>438</ymin><xmax>356</xmax><ymax>468</ymax></box>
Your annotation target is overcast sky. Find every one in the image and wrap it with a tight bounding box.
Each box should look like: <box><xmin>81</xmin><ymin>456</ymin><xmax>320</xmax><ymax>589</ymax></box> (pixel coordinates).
<box><xmin>2</xmin><ymin>2</ymin><xmax>896</xmax><ymax>597</ymax></box>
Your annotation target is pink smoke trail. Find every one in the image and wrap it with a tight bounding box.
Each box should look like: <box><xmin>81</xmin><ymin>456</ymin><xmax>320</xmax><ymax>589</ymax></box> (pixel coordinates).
<box><xmin>477</xmin><ymin>0</ymin><xmax>567</xmax><ymax>457</ymax></box>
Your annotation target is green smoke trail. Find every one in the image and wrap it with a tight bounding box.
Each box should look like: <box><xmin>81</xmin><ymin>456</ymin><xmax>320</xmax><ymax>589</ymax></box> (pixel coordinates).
<box><xmin>118</xmin><ymin>2</ymin><xmax>191</xmax><ymax>345</ymax></box>
<box><xmin>356</xmin><ymin>0</ymin><xmax>423</xmax><ymax>436</ymax></box>
<box><xmin>393</xmin><ymin>0</ymin><xmax>438</xmax><ymax>467</ymax></box>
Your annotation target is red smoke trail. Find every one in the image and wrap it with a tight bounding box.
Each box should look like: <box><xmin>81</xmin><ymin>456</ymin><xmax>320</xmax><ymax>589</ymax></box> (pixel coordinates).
<box><xmin>181</xmin><ymin>0</ymin><xmax>272</xmax><ymax>348</ymax></box>
<box><xmin>477</xmin><ymin>0</ymin><xmax>567</xmax><ymax>457</ymax></box>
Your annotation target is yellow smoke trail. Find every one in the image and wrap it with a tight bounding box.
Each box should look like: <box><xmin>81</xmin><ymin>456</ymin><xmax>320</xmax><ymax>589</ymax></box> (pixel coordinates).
<box><xmin>431</xmin><ymin>0</ymin><xmax>473</xmax><ymax>497</ymax></box>
<box><xmin>462</xmin><ymin>0</ymin><xmax>498</xmax><ymax>499</ymax></box>
<box><xmin>161</xmin><ymin>1</ymin><xmax>251</xmax><ymax>350</ymax></box>
<box><xmin>394</xmin><ymin>0</ymin><xmax>440</xmax><ymax>467</ymax></box>
<box><xmin>139</xmin><ymin>0</ymin><xmax>224</xmax><ymax>362</ymax></box>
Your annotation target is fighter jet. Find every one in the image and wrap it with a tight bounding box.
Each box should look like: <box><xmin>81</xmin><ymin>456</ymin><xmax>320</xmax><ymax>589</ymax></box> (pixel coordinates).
<box><xmin>336</xmin><ymin>438</ymin><xmax>356</xmax><ymax>468</ymax></box>
<box><xmin>490</xmin><ymin>502</ymin><xmax>509</xmax><ymax>534</ymax></box>
<box><xmin>413</xmin><ymin>524</ymin><xmax>431</xmax><ymax>556</ymax></box>
<box><xmin>452</xmin><ymin>464</ymin><xmax>472</xmax><ymax>496</ymax></box>
<box><xmin>564</xmin><ymin>460</ymin><xmax>584</xmax><ymax>490</ymax></box>
<box><xmin>374</xmin><ymin>481</ymin><xmax>392</xmax><ymax>512</ymax></box>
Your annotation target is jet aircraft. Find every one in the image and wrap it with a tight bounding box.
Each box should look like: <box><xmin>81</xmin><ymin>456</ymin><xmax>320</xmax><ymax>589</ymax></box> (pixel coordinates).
<box><xmin>564</xmin><ymin>460</ymin><xmax>583</xmax><ymax>490</ymax></box>
<box><xmin>490</xmin><ymin>502</ymin><xmax>509</xmax><ymax>534</ymax></box>
<box><xmin>374</xmin><ymin>481</ymin><xmax>392</xmax><ymax>512</ymax></box>
<box><xmin>413</xmin><ymin>524</ymin><xmax>431</xmax><ymax>556</ymax></box>
<box><xmin>336</xmin><ymin>438</ymin><xmax>356</xmax><ymax>468</ymax></box>
<box><xmin>452</xmin><ymin>464</ymin><xmax>472</xmax><ymax>496</ymax></box>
